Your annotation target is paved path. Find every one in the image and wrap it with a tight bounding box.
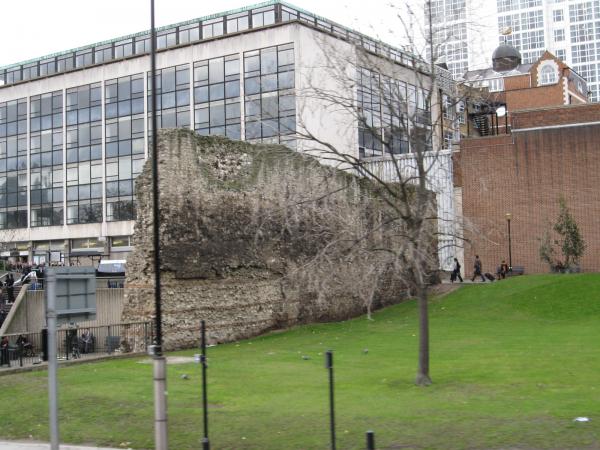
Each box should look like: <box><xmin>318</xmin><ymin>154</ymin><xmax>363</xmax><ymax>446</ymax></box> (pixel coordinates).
<box><xmin>441</xmin><ymin>279</ymin><xmax>494</xmax><ymax>284</ymax></box>
<box><xmin>0</xmin><ymin>442</ymin><xmax>128</xmax><ymax>450</ymax></box>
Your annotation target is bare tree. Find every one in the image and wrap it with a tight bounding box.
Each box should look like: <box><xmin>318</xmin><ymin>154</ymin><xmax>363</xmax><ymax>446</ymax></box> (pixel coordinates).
<box><xmin>285</xmin><ymin>1</ymin><xmax>476</xmax><ymax>385</ymax></box>
<box><xmin>242</xmin><ymin>152</ymin><xmax>410</xmax><ymax>324</ymax></box>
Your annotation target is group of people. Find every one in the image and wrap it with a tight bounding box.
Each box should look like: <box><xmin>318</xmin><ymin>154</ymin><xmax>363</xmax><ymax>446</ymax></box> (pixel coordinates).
<box><xmin>451</xmin><ymin>256</ymin><xmax>510</xmax><ymax>283</ymax></box>
<box><xmin>0</xmin><ymin>335</ymin><xmax>35</xmax><ymax>366</ymax></box>
<box><xmin>0</xmin><ymin>263</ymin><xmax>46</xmax><ymax>302</ymax></box>
<box><xmin>0</xmin><ymin>274</ymin><xmax>15</xmax><ymax>303</ymax></box>
<box><xmin>66</xmin><ymin>328</ymin><xmax>95</xmax><ymax>357</ymax></box>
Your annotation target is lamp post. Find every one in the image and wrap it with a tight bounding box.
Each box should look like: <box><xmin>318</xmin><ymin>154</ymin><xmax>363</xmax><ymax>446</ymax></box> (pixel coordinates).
<box><xmin>505</xmin><ymin>213</ymin><xmax>512</xmax><ymax>270</ymax></box>
<box><xmin>150</xmin><ymin>1</ymin><xmax>168</xmax><ymax>449</ymax></box>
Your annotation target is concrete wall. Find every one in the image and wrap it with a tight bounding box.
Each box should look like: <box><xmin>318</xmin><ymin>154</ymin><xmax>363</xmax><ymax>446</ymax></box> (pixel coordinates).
<box><xmin>295</xmin><ymin>26</ymin><xmax>358</xmax><ymax>164</ymax></box>
<box><xmin>4</xmin><ymin>288</ymin><xmax>125</xmax><ymax>334</ymax></box>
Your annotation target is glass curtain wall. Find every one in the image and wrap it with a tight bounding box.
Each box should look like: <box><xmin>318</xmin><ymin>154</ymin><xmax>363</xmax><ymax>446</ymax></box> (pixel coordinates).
<box><xmin>357</xmin><ymin>67</ymin><xmax>430</xmax><ymax>158</ymax></box>
<box><xmin>0</xmin><ymin>44</ymin><xmax>299</xmax><ymax>231</ymax></box>
<box><xmin>105</xmin><ymin>74</ymin><xmax>145</xmax><ymax>222</ymax></box>
<box><xmin>193</xmin><ymin>54</ymin><xmax>241</xmax><ymax>139</ymax></box>
<box><xmin>30</xmin><ymin>91</ymin><xmax>63</xmax><ymax>226</ymax></box>
<box><xmin>65</xmin><ymin>83</ymin><xmax>103</xmax><ymax>224</ymax></box>
<box><xmin>148</xmin><ymin>64</ymin><xmax>190</xmax><ymax>130</ymax></box>
<box><xmin>243</xmin><ymin>43</ymin><xmax>296</xmax><ymax>147</ymax></box>
<box><xmin>0</xmin><ymin>98</ymin><xmax>27</xmax><ymax>229</ymax></box>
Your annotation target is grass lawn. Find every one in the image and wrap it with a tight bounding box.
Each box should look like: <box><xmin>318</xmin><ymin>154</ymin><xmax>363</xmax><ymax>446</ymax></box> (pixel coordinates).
<box><xmin>1</xmin><ymin>274</ymin><xmax>599</xmax><ymax>449</ymax></box>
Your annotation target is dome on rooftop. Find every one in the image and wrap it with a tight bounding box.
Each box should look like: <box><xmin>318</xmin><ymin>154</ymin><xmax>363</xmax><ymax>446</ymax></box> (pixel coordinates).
<box><xmin>492</xmin><ymin>42</ymin><xmax>521</xmax><ymax>72</ymax></box>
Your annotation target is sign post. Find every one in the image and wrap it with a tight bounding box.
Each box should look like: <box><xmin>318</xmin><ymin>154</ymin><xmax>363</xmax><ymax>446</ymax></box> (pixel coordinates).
<box><xmin>46</xmin><ymin>270</ymin><xmax>59</xmax><ymax>450</ymax></box>
<box><xmin>45</xmin><ymin>267</ymin><xmax>96</xmax><ymax>450</ymax></box>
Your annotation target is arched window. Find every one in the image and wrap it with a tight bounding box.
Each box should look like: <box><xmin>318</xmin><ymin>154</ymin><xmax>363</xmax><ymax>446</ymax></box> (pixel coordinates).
<box><xmin>540</xmin><ymin>65</ymin><xmax>558</xmax><ymax>85</ymax></box>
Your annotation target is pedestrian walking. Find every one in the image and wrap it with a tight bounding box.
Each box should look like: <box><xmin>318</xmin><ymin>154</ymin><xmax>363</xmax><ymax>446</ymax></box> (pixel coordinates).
<box><xmin>471</xmin><ymin>255</ymin><xmax>486</xmax><ymax>282</ymax></box>
<box><xmin>451</xmin><ymin>258</ymin><xmax>463</xmax><ymax>283</ymax></box>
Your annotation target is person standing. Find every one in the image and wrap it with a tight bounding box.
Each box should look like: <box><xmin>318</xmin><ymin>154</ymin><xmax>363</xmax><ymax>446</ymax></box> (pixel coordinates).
<box><xmin>498</xmin><ymin>259</ymin><xmax>509</xmax><ymax>279</ymax></box>
<box><xmin>6</xmin><ymin>274</ymin><xmax>14</xmax><ymax>303</ymax></box>
<box><xmin>452</xmin><ymin>258</ymin><xmax>463</xmax><ymax>283</ymax></box>
<box><xmin>0</xmin><ymin>336</ymin><xmax>9</xmax><ymax>366</ymax></box>
<box><xmin>80</xmin><ymin>329</ymin><xmax>94</xmax><ymax>354</ymax></box>
<box><xmin>471</xmin><ymin>255</ymin><xmax>486</xmax><ymax>282</ymax></box>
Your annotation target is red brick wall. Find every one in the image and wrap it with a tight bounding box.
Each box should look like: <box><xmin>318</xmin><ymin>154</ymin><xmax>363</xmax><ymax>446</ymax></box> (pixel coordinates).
<box><xmin>504</xmin><ymin>74</ymin><xmax>530</xmax><ymax>90</ymax></box>
<box><xmin>567</xmin><ymin>78</ymin><xmax>586</xmax><ymax>103</ymax></box>
<box><xmin>505</xmin><ymin>85</ymin><xmax>565</xmax><ymax>111</ymax></box>
<box><xmin>458</xmin><ymin>125</ymin><xmax>600</xmax><ymax>276</ymax></box>
<box><xmin>511</xmin><ymin>103</ymin><xmax>600</xmax><ymax>129</ymax></box>
<box><xmin>529</xmin><ymin>52</ymin><xmax>569</xmax><ymax>87</ymax></box>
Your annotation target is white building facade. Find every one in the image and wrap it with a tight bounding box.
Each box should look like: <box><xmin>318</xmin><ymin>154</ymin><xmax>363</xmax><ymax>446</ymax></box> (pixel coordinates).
<box><xmin>0</xmin><ymin>1</ymin><xmax>457</xmax><ymax>269</ymax></box>
<box><xmin>497</xmin><ymin>0</ymin><xmax>600</xmax><ymax>101</ymax></box>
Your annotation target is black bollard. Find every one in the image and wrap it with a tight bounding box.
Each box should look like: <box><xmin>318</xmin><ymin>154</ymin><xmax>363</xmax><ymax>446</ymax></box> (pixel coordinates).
<box><xmin>41</xmin><ymin>328</ymin><xmax>48</xmax><ymax>362</ymax></box>
<box><xmin>325</xmin><ymin>350</ymin><xmax>336</xmax><ymax>450</ymax></box>
<box><xmin>201</xmin><ymin>320</ymin><xmax>210</xmax><ymax>450</ymax></box>
<box><xmin>366</xmin><ymin>430</ymin><xmax>375</xmax><ymax>450</ymax></box>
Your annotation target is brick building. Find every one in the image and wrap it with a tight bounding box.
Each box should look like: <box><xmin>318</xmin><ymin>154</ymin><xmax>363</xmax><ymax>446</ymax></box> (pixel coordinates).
<box><xmin>462</xmin><ymin>45</ymin><xmax>588</xmax><ymax>137</ymax></box>
<box><xmin>456</xmin><ymin>45</ymin><xmax>600</xmax><ymax>275</ymax></box>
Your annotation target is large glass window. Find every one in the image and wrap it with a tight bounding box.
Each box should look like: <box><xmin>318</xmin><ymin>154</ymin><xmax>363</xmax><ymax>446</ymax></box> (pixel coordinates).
<box><xmin>75</xmin><ymin>49</ymin><xmax>93</xmax><ymax>68</ymax></box>
<box><xmin>57</xmin><ymin>54</ymin><xmax>74</xmax><ymax>73</ymax></box>
<box><xmin>30</xmin><ymin>91</ymin><xmax>64</xmax><ymax>227</ymax></box>
<box><xmin>194</xmin><ymin>54</ymin><xmax>241</xmax><ymax>139</ymax></box>
<box><xmin>539</xmin><ymin>65</ymin><xmax>558</xmax><ymax>84</ymax></box>
<box><xmin>148</xmin><ymin>64</ymin><xmax>190</xmax><ymax>130</ymax></box>
<box><xmin>157</xmin><ymin>28</ymin><xmax>177</xmax><ymax>50</ymax></box>
<box><xmin>356</xmin><ymin>68</ymin><xmax>431</xmax><ymax>158</ymax></box>
<box><xmin>0</xmin><ymin>98</ymin><xmax>28</xmax><ymax>229</ymax></box>
<box><xmin>251</xmin><ymin>6</ymin><xmax>276</xmax><ymax>27</ymax></box>
<box><xmin>39</xmin><ymin>58</ymin><xmax>56</xmax><ymax>77</ymax></box>
<box><xmin>226</xmin><ymin>12</ymin><xmax>250</xmax><ymax>33</ymax></box>
<box><xmin>202</xmin><ymin>17</ymin><xmax>224</xmax><ymax>39</ymax></box>
<box><xmin>114</xmin><ymin>39</ymin><xmax>134</xmax><ymax>59</ymax></box>
<box><xmin>66</xmin><ymin>83</ymin><xmax>103</xmax><ymax>224</ymax></box>
<box><xmin>357</xmin><ymin>68</ymin><xmax>384</xmax><ymax>157</ymax></box>
<box><xmin>135</xmin><ymin>35</ymin><xmax>151</xmax><ymax>55</ymax></box>
<box><xmin>107</xmin><ymin>74</ymin><xmax>146</xmax><ymax>222</ymax></box>
<box><xmin>94</xmin><ymin>44</ymin><xmax>113</xmax><ymax>64</ymax></box>
<box><xmin>179</xmin><ymin>24</ymin><xmax>200</xmax><ymax>44</ymax></box>
<box><xmin>71</xmin><ymin>237</ymin><xmax>102</xmax><ymax>250</ymax></box>
<box><xmin>22</xmin><ymin>63</ymin><xmax>38</xmax><ymax>81</ymax></box>
<box><xmin>243</xmin><ymin>43</ymin><xmax>296</xmax><ymax>147</ymax></box>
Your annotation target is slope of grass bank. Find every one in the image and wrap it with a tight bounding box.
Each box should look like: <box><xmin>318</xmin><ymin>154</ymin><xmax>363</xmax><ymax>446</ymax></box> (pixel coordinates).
<box><xmin>0</xmin><ymin>274</ymin><xmax>599</xmax><ymax>449</ymax></box>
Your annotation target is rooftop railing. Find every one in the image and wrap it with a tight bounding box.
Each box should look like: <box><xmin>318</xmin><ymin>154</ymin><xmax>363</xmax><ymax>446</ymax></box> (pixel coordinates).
<box><xmin>0</xmin><ymin>1</ymin><xmax>420</xmax><ymax>88</ymax></box>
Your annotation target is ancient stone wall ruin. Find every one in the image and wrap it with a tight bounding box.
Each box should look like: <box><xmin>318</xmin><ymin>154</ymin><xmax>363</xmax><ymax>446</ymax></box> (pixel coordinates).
<box><xmin>122</xmin><ymin>129</ymin><xmax>425</xmax><ymax>349</ymax></box>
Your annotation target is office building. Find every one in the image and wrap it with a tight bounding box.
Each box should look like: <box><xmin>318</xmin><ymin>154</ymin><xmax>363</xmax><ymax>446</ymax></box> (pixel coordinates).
<box><xmin>0</xmin><ymin>1</ymin><xmax>457</xmax><ymax>266</ymax></box>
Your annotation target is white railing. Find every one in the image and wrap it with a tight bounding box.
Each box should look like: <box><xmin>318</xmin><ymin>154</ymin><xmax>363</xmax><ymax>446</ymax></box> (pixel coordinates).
<box><xmin>361</xmin><ymin>150</ymin><xmax>456</xmax><ymax>271</ymax></box>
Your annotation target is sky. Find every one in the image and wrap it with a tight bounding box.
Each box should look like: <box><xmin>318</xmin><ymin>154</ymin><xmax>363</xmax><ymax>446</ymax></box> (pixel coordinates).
<box><xmin>0</xmin><ymin>0</ymin><xmax>426</xmax><ymax>67</ymax></box>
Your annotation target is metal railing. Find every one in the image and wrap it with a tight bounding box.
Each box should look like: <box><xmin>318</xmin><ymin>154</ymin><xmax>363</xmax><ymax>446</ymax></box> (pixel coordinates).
<box><xmin>0</xmin><ymin>321</ymin><xmax>152</xmax><ymax>369</ymax></box>
<box><xmin>0</xmin><ymin>1</ymin><xmax>421</xmax><ymax>87</ymax></box>
<box><xmin>2</xmin><ymin>275</ymin><xmax>126</xmax><ymax>292</ymax></box>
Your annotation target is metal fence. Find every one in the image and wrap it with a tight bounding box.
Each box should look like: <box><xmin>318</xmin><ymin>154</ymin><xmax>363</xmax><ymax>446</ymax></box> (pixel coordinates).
<box><xmin>0</xmin><ymin>321</ymin><xmax>152</xmax><ymax>369</ymax></box>
<box><xmin>7</xmin><ymin>275</ymin><xmax>126</xmax><ymax>292</ymax></box>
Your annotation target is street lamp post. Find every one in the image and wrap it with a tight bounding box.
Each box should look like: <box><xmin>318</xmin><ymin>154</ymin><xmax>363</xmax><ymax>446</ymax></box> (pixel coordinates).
<box><xmin>150</xmin><ymin>1</ymin><xmax>168</xmax><ymax>449</ymax></box>
<box><xmin>505</xmin><ymin>213</ymin><xmax>512</xmax><ymax>270</ymax></box>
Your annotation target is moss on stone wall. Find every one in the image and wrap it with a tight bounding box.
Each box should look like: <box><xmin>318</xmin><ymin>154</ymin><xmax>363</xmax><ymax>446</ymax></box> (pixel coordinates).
<box><xmin>123</xmin><ymin>129</ymin><xmax>419</xmax><ymax>349</ymax></box>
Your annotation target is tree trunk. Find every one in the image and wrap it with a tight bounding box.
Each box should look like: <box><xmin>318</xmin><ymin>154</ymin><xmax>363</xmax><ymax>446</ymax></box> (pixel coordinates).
<box><xmin>415</xmin><ymin>286</ymin><xmax>432</xmax><ymax>386</ymax></box>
